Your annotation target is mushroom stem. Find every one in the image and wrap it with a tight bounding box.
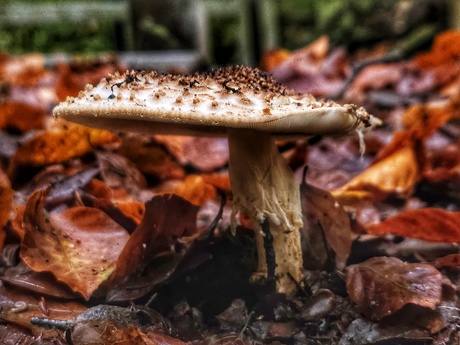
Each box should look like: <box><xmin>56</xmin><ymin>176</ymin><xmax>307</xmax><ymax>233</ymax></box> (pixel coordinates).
<box><xmin>227</xmin><ymin>128</ymin><xmax>304</xmax><ymax>294</ymax></box>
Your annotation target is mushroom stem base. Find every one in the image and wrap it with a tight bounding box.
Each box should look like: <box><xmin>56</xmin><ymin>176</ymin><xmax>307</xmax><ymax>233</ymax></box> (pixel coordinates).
<box><xmin>227</xmin><ymin>129</ymin><xmax>304</xmax><ymax>295</ymax></box>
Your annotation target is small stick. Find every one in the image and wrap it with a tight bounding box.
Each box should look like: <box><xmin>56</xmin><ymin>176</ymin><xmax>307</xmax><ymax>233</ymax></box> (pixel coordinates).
<box><xmin>261</xmin><ymin>217</ymin><xmax>276</xmax><ymax>292</ymax></box>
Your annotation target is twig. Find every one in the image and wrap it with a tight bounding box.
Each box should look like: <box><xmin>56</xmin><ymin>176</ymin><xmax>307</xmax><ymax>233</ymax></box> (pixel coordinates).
<box><xmin>261</xmin><ymin>217</ymin><xmax>277</xmax><ymax>292</ymax></box>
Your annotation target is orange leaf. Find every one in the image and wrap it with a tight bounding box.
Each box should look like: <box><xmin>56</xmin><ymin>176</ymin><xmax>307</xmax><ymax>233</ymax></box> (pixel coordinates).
<box><xmin>347</xmin><ymin>257</ymin><xmax>442</xmax><ymax>320</ymax></box>
<box><xmin>260</xmin><ymin>48</ymin><xmax>292</xmax><ymax>72</ymax></box>
<box><xmin>201</xmin><ymin>173</ymin><xmax>231</xmax><ymax>191</ymax></box>
<box><xmin>21</xmin><ymin>189</ymin><xmax>130</xmax><ymax>300</ymax></box>
<box><xmin>402</xmin><ymin>101</ymin><xmax>455</xmax><ymax>139</ymax></box>
<box><xmin>114</xmin><ymin>200</ymin><xmax>145</xmax><ymax>225</ymax></box>
<box><xmin>13</xmin><ymin>122</ymin><xmax>117</xmax><ymax>166</ymax></box>
<box><xmin>365</xmin><ymin>208</ymin><xmax>460</xmax><ymax>243</ymax></box>
<box><xmin>413</xmin><ymin>30</ymin><xmax>460</xmax><ymax>68</ymax></box>
<box><xmin>0</xmin><ymin>102</ymin><xmax>46</xmax><ymax>131</ymax></box>
<box><xmin>118</xmin><ymin>134</ymin><xmax>184</xmax><ymax>180</ymax></box>
<box><xmin>333</xmin><ymin>145</ymin><xmax>420</xmax><ymax>202</ymax></box>
<box><xmin>173</xmin><ymin>174</ymin><xmax>217</xmax><ymax>206</ymax></box>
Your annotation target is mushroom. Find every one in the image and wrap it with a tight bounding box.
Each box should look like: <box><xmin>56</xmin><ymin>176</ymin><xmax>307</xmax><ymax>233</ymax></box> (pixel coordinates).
<box><xmin>53</xmin><ymin>66</ymin><xmax>379</xmax><ymax>295</ymax></box>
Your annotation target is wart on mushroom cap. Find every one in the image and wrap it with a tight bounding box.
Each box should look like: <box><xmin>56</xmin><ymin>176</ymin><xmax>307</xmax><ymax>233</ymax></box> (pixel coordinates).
<box><xmin>53</xmin><ymin>65</ymin><xmax>380</xmax><ymax>295</ymax></box>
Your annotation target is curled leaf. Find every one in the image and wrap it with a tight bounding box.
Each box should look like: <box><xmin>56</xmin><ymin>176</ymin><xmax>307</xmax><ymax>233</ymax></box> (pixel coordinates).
<box><xmin>333</xmin><ymin>145</ymin><xmax>420</xmax><ymax>202</ymax></box>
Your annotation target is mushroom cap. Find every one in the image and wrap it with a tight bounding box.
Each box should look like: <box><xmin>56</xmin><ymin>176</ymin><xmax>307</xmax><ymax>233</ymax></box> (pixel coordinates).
<box><xmin>53</xmin><ymin>66</ymin><xmax>379</xmax><ymax>138</ymax></box>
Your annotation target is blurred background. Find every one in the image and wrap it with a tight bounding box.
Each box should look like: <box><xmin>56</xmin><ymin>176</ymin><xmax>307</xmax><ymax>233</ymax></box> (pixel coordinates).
<box><xmin>0</xmin><ymin>0</ymin><xmax>455</xmax><ymax>70</ymax></box>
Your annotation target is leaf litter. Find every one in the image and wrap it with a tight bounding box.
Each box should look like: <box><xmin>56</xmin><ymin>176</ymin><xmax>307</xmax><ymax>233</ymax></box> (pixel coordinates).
<box><xmin>0</xmin><ymin>31</ymin><xmax>459</xmax><ymax>344</ymax></box>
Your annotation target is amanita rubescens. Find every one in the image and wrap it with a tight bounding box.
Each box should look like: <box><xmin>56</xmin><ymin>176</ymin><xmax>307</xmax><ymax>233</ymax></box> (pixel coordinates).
<box><xmin>53</xmin><ymin>66</ymin><xmax>379</xmax><ymax>294</ymax></box>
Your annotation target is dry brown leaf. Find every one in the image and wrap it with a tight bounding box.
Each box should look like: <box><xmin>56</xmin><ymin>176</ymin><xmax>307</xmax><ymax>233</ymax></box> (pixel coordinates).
<box><xmin>21</xmin><ymin>189</ymin><xmax>130</xmax><ymax>300</ymax></box>
<box><xmin>110</xmin><ymin>194</ymin><xmax>199</xmax><ymax>285</ymax></box>
<box><xmin>352</xmin><ymin>63</ymin><xmax>403</xmax><ymax>93</ymax></box>
<box><xmin>0</xmin><ymin>53</ymin><xmax>47</xmax><ymax>86</ymax></box>
<box><xmin>55</xmin><ymin>60</ymin><xmax>123</xmax><ymax>102</ymax></box>
<box><xmin>301</xmin><ymin>181</ymin><xmax>352</xmax><ymax>270</ymax></box>
<box><xmin>0</xmin><ymin>169</ymin><xmax>13</xmax><ymax>250</ymax></box>
<box><xmin>2</xmin><ymin>262</ymin><xmax>80</xmax><ymax>299</ymax></box>
<box><xmin>13</xmin><ymin>122</ymin><xmax>117</xmax><ymax>166</ymax></box>
<box><xmin>89</xmin><ymin>325</ymin><xmax>187</xmax><ymax>345</ymax></box>
<box><xmin>154</xmin><ymin>135</ymin><xmax>229</xmax><ymax>172</ymax></box>
<box><xmin>0</xmin><ymin>186</ymin><xmax>14</xmax><ymax>250</ymax></box>
<box><xmin>346</xmin><ymin>257</ymin><xmax>443</xmax><ymax>320</ymax></box>
<box><xmin>365</xmin><ymin>208</ymin><xmax>460</xmax><ymax>242</ymax></box>
<box><xmin>0</xmin><ymin>284</ymin><xmax>86</xmax><ymax>330</ymax></box>
<box><xmin>0</xmin><ymin>102</ymin><xmax>46</xmax><ymax>131</ymax></box>
<box><xmin>118</xmin><ymin>134</ymin><xmax>184</xmax><ymax>180</ymax></box>
<box><xmin>433</xmin><ymin>254</ymin><xmax>460</xmax><ymax>269</ymax></box>
<box><xmin>82</xmin><ymin>178</ymin><xmax>114</xmax><ymax>200</ymax></box>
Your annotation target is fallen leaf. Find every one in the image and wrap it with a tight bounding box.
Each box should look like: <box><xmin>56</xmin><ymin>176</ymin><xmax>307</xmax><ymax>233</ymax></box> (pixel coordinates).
<box><xmin>0</xmin><ymin>324</ymin><xmax>37</xmax><ymax>344</ymax></box>
<box><xmin>260</xmin><ymin>48</ymin><xmax>291</xmax><ymax>72</ymax></box>
<box><xmin>55</xmin><ymin>59</ymin><xmax>123</xmax><ymax>102</ymax></box>
<box><xmin>413</xmin><ymin>29</ymin><xmax>460</xmax><ymax>68</ymax></box>
<box><xmin>13</xmin><ymin>123</ymin><xmax>117</xmax><ymax>166</ymax></box>
<box><xmin>333</xmin><ymin>145</ymin><xmax>420</xmax><ymax>202</ymax></box>
<box><xmin>346</xmin><ymin>257</ymin><xmax>443</xmax><ymax>320</ymax></box>
<box><xmin>2</xmin><ymin>262</ymin><xmax>80</xmax><ymax>299</ymax></box>
<box><xmin>72</xmin><ymin>324</ymin><xmax>186</xmax><ymax>345</ymax></box>
<box><xmin>0</xmin><ymin>102</ymin><xmax>46</xmax><ymax>131</ymax></box>
<box><xmin>352</xmin><ymin>63</ymin><xmax>403</xmax><ymax>93</ymax></box>
<box><xmin>96</xmin><ymin>151</ymin><xmax>147</xmax><ymax>198</ymax></box>
<box><xmin>21</xmin><ymin>189</ymin><xmax>130</xmax><ymax>300</ymax></box>
<box><xmin>365</xmin><ymin>208</ymin><xmax>460</xmax><ymax>242</ymax></box>
<box><xmin>402</xmin><ymin>100</ymin><xmax>457</xmax><ymax>139</ymax></box>
<box><xmin>110</xmin><ymin>194</ymin><xmax>199</xmax><ymax>285</ymax></box>
<box><xmin>0</xmin><ymin>170</ymin><xmax>13</xmax><ymax>250</ymax></box>
<box><xmin>81</xmin><ymin>195</ymin><xmax>144</xmax><ymax>233</ymax></box>
<box><xmin>155</xmin><ymin>135</ymin><xmax>230</xmax><ymax>172</ymax></box>
<box><xmin>433</xmin><ymin>254</ymin><xmax>460</xmax><ymax>269</ymax></box>
<box><xmin>301</xmin><ymin>181</ymin><xmax>352</xmax><ymax>270</ymax></box>
<box><xmin>0</xmin><ymin>53</ymin><xmax>47</xmax><ymax>86</ymax></box>
<box><xmin>340</xmin><ymin>317</ymin><xmax>432</xmax><ymax>345</ymax></box>
<box><xmin>173</xmin><ymin>175</ymin><xmax>217</xmax><ymax>206</ymax></box>
<box><xmin>0</xmin><ymin>284</ymin><xmax>86</xmax><ymax>330</ymax></box>
<box><xmin>118</xmin><ymin>134</ymin><xmax>184</xmax><ymax>181</ymax></box>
